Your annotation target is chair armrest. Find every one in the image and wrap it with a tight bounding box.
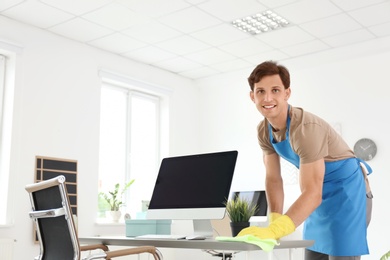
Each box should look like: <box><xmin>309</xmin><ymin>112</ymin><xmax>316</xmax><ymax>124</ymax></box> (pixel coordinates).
<box><xmin>80</xmin><ymin>244</ymin><xmax>109</xmax><ymax>252</ymax></box>
<box><xmin>29</xmin><ymin>208</ymin><xmax>65</xmax><ymax>219</ymax></box>
<box><xmin>80</xmin><ymin>244</ymin><xmax>163</xmax><ymax>260</ymax></box>
<box><xmin>105</xmin><ymin>246</ymin><xmax>162</xmax><ymax>260</ymax></box>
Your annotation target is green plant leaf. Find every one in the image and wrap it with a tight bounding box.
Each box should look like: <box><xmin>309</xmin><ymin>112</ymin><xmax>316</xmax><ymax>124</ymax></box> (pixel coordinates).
<box><xmin>224</xmin><ymin>197</ymin><xmax>258</xmax><ymax>222</ymax></box>
<box><xmin>381</xmin><ymin>250</ymin><xmax>390</xmax><ymax>260</ymax></box>
<box><xmin>98</xmin><ymin>179</ymin><xmax>135</xmax><ymax>211</ymax></box>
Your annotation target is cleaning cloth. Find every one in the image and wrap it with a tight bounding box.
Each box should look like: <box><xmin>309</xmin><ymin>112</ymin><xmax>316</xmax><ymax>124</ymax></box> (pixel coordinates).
<box><xmin>215</xmin><ymin>235</ymin><xmax>279</xmax><ymax>252</ymax></box>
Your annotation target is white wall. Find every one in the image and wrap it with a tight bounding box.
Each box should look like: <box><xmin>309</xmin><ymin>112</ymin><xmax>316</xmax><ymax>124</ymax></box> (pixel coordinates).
<box><xmin>197</xmin><ymin>37</ymin><xmax>390</xmax><ymax>259</ymax></box>
<box><xmin>1</xmin><ymin>14</ymin><xmax>390</xmax><ymax>260</ymax></box>
<box><xmin>0</xmin><ymin>16</ymin><xmax>200</xmax><ymax>259</ymax></box>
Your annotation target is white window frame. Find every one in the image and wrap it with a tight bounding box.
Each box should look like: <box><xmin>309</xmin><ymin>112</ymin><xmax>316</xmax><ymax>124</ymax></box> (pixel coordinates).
<box><xmin>98</xmin><ymin>70</ymin><xmax>171</xmax><ymax>220</ymax></box>
<box><xmin>0</xmin><ymin>42</ymin><xmax>19</xmax><ymax>226</ymax></box>
<box><xmin>0</xmin><ymin>54</ymin><xmax>5</xmax><ymax>136</ymax></box>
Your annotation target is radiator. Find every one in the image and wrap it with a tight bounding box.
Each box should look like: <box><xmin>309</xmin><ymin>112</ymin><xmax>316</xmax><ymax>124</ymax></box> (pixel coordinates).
<box><xmin>0</xmin><ymin>238</ymin><xmax>15</xmax><ymax>260</ymax></box>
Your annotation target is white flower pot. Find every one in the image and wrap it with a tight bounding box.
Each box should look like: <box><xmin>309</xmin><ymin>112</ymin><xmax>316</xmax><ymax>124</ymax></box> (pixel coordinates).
<box><xmin>109</xmin><ymin>211</ymin><xmax>122</xmax><ymax>222</ymax></box>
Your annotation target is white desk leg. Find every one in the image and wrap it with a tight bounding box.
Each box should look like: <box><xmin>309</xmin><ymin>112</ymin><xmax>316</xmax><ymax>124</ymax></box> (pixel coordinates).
<box><xmin>268</xmin><ymin>251</ymin><xmax>273</xmax><ymax>260</ymax></box>
<box><xmin>266</xmin><ymin>249</ymin><xmax>293</xmax><ymax>260</ymax></box>
<box><xmin>289</xmin><ymin>248</ymin><xmax>293</xmax><ymax>260</ymax></box>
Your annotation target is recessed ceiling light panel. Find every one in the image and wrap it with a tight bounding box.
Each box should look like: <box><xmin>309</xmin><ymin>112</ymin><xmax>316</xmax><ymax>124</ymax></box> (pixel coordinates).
<box><xmin>231</xmin><ymin>10</ymin><xmax>289</xmax><ymax>35</ymax></box>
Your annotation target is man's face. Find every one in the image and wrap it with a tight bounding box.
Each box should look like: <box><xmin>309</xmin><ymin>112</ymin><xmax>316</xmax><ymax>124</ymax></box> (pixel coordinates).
<box><xmin>250</xmin><ymin>74</ymin><xmax>291</xmax><ymax>120</ymax></box>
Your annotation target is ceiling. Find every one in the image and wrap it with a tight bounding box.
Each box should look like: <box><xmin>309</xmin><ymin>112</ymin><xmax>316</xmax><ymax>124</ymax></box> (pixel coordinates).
<box><xmin>1</xmin><ymin>0</ymin><xmax>390</xmax><ymax>80</ymax></box>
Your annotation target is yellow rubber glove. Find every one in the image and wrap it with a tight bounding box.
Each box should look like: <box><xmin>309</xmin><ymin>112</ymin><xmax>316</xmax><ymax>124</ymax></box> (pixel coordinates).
<box><xmin>237</xmin><ymin>215</ymin><xmax>295</xmax><ymax>240</ymax></box>
<box><xmin>269</xmin><ymin>212</ymin><xmax>282</xmax><ymax>223</ymax></box>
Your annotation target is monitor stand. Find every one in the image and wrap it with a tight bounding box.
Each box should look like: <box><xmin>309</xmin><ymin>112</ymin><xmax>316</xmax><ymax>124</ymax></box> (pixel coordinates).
<box><xmin>192</xmin><ymin>219</ymin><xmax>214</xmax><ymax>238</ymax></box>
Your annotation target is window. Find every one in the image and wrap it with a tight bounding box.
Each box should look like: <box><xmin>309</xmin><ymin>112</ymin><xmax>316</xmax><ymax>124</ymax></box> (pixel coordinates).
<box><xmin>0</xmin><ymin>55</ymin><xmax>6</xmax><ymax>134</ymax></box>
<box><xmin>0</xmin><ymin>54</ymin><xmax>7</xmax><ymax>224</ymax></box>
<box><xmin>98</xmin><ymin>72</ymin><xmax>169</xmax><ymax>220</ymax></box>
<box><xmin>0</xmin><ymin>50</ymin><xmax>16</xmax><ymax>225</ymax></box>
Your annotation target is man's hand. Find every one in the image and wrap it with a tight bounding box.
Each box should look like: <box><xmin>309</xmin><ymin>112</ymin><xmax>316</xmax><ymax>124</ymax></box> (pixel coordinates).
<box><xmin>237</xmin><ymin>215</ymin><xmax>295</xmax><ymax>240</ymax></box>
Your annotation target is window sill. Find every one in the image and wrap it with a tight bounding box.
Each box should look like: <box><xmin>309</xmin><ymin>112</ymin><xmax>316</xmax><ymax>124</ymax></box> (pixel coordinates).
<box><xmin>0</xmin><ymin>223</ymin><xmax>14</xmax><ymax>228</ymax></box>
<box><xmin>95</xmin><ymin>219</ymin><xmax>125</xmax><ymax>226</ymax></box>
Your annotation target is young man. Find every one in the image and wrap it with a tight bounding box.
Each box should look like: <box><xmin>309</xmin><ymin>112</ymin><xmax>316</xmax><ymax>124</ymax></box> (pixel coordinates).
<box><xmin>237</xmin><ymin>61</ymin><xmax>373</xmax><ymax>260</ymax></box>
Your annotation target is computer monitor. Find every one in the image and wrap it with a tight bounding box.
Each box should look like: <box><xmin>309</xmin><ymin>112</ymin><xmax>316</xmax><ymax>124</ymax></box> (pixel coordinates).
<box><xmin>146</xmin><ymin>150</ymin><xmax>238</xmax><ymax>237</ymax></box>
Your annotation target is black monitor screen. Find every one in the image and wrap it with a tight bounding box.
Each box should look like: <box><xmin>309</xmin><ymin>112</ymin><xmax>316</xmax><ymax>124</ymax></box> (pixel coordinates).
<box><xmin>148</xmin><ymin>151</ymin><xmax>238</xmax><ymax>209</ymax></box>
<box><xmin>232</xmin><ymin>190</ymin><xmax>268</xmax><ymax>216</ymax></box>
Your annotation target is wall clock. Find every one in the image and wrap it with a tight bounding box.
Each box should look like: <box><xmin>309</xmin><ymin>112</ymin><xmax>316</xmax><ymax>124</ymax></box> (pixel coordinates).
<box><xmin>353</xmin><ymin>138</ymin><xmax>377</xmax><ymax>161</ymax></box>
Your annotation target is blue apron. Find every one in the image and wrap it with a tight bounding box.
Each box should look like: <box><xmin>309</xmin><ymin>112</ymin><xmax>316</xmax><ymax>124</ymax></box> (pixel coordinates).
<box><xmin>268</xmin><ymin>108</ymin><xmax>371</xmax><ymax>256</ymax></box>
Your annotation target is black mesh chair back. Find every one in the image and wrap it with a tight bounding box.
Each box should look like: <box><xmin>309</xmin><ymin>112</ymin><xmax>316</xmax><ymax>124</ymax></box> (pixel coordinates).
<box><xmin>26</xmin><ymin>175</ymin><xmax>79</xmax><ymax>260</ymax></box>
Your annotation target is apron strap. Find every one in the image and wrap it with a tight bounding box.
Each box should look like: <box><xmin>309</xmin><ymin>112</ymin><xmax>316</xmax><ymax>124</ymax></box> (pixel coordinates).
<box><xmin>357</xmin><ymin>158</ymin><xmax>373</xmax><ymax>196</ymax></box>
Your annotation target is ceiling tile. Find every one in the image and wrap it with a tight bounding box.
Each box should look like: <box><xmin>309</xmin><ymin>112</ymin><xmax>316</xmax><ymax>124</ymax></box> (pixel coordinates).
<box><xmin>331</xmin><ymin>0</ymin><xmax>386</xmax><ymax>11</ymax></box>
<box><xmin>322</xmin><ymin>29</ymin><xmax>375</xmax><ymax>47</ymax></box>
<box><xmin>179</xmin><ymin>66</ymin><xmax>220</xmax><ymax>79</ymax></box>
<box><xmin>158</xmin><ymin>6</ymin><xmax>222</xmax><ymax>33</ymax></box>
<box><xmin>153</xmin><ymin>56</ymin><xmax>202</xmax><ymax>73</ymax></box>
<box><xmin>157</xmin><ymin>35</ymin><xmax>210</xmax><ymax>55</ymax></box>
<box><xmin>123</xmin><ymin>46</ymin><xmax>176</xmax><ymax>64</ymax></box>
<box><xmin>368</xmin><ymin>21</ymin><xmax>390</xmax><ymax>37</ymax></box>
<box><xmin>116</xmin><ymin>0</ymin><xmax>190</xmax><ymax>18</ymax></box>
<box><xmin>1</xmin><ymin>0</ymin><xmax>74</xmax><ymax>28</ymax></box>
<box><xmin>275</xmin><ymin>0</ymin><xmax>342</xmax><ymax>24</ymax></box>
<box><xmin>280</xmin><ymin>40</ymin><xmax>330</xmax><ymax>56</ymax></box>
<box><xmin>48</xmin><ymin>17</ymin><xmax>113</xmax><ymax>42</ymax></box>
<box><xmin>2</xmin><ymin>0</ymin><xmax>390</xmax><ymax>80</ymax></box>
<box><xmin>197</xmin><ymin>0</ymin><xmax>267</xmax><ymax>22</ymax></box>
<box><xmin>190</xmin><ymin>23</ymin><xmax>249</xmax><ymax>46</ymax></box>
<box><xmin>83</xmin><ymin>2</ymin><xmax>150</xmax><ymax>30</ymax></box>
<box><xmin>257</xmin><ymin>0</ymin><xmax>299</xmax><ymax>9</ymax></box>
<box><xmin>88</xmin><ymin>33</ymin><xmax>147</xmax><ymax>53</ymax></box>
<box><xmin>349</xmin><ymin>2</ymin><xmax>390</xmax><ymax>27</ymax></box>
<box><xmin>300</xmin><ymin>13</ymin><xmax>363</xmax><ymax>38</ymax></box>
<box><xmin>208</xmin><ymin>58</ymin><xmax>253</xmax><ymax>72</ymax></box>
<box><xmin>185</xmin><ymin>0</ymin><xmax>208</xmax><ymax>4</ymax></box>
<box><xmin>40</xmin><ymin>0</ymin><xmax>112</xmax><ymax>15</ymax></box>
<box><xmin>256</xmin><ymin>26</ymin><xmax>315</xmax><ymax>48</ymax></box>
<box><xmin>184</xmin><ymin>48</ymin><xmax>236</xmax><ymax>65</ymax></box>
<box><xmin>219</xmin><ymin>37</ymin><xmax>273</xmax><ymax>57</ymax></box>
<box><xmin>122</xmin><ymin>21</ymin><xmax>181</xmax><ymax>44</ymax></box>
<box><xmin>0</xmin><ymin>0</ymin><xmax>24</xmax><ymax>11</ymax></box>
<box><xmin>243</xmin><ymin>50</ymin><xmax>290</xmax><ymax>64</ymax></box>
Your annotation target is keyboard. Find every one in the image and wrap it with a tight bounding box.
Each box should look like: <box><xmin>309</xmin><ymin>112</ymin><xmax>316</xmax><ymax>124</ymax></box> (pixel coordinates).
<box><xmin>135</xmin><ymin>234</ymin><xmax>187</xmax><ymax>240</ymax></box>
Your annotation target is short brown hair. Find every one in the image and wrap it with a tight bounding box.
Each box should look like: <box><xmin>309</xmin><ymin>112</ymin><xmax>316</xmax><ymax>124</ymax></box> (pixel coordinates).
<box><xmin>248</xmin><ymin>61</ymin><xmax>290</xmax><ymax>91</ymax></box>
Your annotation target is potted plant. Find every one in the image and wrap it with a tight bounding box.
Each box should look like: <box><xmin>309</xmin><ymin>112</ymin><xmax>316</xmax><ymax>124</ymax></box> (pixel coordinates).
<box><xmin>224</xmin><ymin>196</ymin><xmax>258</xmax><ymax>236</ymax></box>
<box><xmin>381</xmin><ymin>250</ymin><xmax>390</xmax><ymax>260</ymax></box>
<box><xmin>99</xmin><ymin>179</ymin><xmax>135</xmax><ymax>222</ymax></box>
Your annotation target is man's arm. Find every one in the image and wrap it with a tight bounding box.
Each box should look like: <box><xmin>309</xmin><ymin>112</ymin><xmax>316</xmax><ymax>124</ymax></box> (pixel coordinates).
<box><xmin>264</xmin><ymin>152</ymin><xmax>284</xmax><ymax>215</ymax></box>
<box><xmin>285</xmin><ymin>159</ymin><xmax>325</xmax><ymax>227</ymax></box>
<box><xmin>237</xmin><ymin>157</ymin><xmax>325</xmax><ymax>239</ymax></box>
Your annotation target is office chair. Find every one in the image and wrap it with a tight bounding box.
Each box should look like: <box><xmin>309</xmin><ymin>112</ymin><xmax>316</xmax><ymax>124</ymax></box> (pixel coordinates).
<box><xmin>205</xmin><ymin>250</ymin><xmax>233</xmax><ymax>260</ymax></box>
<box><xmin>25</xmin><ymin>175</ymin><xmax>163</xmax><ymax>260</ymax></box>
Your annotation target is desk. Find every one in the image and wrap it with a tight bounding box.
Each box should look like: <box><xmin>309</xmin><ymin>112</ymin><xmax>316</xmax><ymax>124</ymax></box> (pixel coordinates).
<box><xmin>79</xmin><ymin>236</ymin><xmax>313</xmax><ymax>259</ymax></box>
